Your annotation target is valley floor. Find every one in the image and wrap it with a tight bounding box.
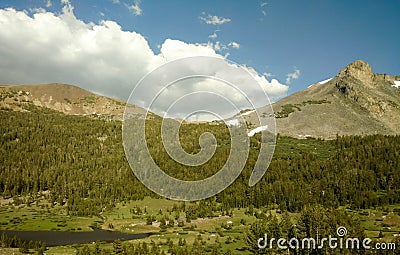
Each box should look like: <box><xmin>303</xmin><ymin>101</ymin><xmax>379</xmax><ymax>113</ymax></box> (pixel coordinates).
<box><xmin>0</xmin><ymin>197</ymin><xmax>399</xmax><ymax>255</ymax></box>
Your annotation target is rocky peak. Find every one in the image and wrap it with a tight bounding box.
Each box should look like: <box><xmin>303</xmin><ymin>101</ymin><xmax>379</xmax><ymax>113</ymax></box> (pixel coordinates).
<box><xmin>337</xmin><ymin>60</ymin><xmax>374</xmax><ymax>86</ymax></box>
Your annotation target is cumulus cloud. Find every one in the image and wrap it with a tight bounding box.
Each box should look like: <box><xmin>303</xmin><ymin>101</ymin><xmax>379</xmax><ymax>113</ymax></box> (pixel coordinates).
<box><xmin>261</xmin><ymin>2</ymin><xmax>268</xmax><ymax>7</ymax></box>
<box><xmin>0</xmin><ymin>5</ymin><xmax>155</xmax><ymax>100</ymax></box>
<box><xmin>244</xmin><ymin>66</ymin><xmax>288</xmax><ymax>100</ymax></box>
<box><xmin>212</xmin><ymin>41</ymin><xmax>229</xmax><ymax>52</ymax></box>
<box><xmin>286</xmin><ymin>68</ymin><xmax>301</xmax><ymax>84</ymax></box>
<box><xmin>0</xmin><ymin>4</ymin><xmax>288</xmax><ymax>119</ymax></box>
<box><xmin>125</xmin><ymin>0</ymin><xmax>142</xmax><ymax>16</ymax></box>
<box><xmin>159</xmin><ymin>39</ymin><xmax>219</xmax><ymax>60</ymax></box>
<box><xmin>228</xmin><ymin>41</ymin><xmax>240</xmax><ymax>49</ymax></box>
<box><xmin>45</xmin><ymin>0</ymin><xmax>52</xmax><ymax>8</ymax></box>
<box><xmin>199</xmin><ymin>13</ymin><xmax>231</xmax><ymax>25</ymax></box>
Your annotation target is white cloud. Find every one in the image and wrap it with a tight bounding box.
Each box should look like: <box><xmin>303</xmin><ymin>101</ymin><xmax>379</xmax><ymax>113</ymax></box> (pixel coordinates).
<box><xmin>29</xmin><ymin>7</ymin><xmax>47</xmax><ymax>14</ymax></box>
<box><xmin>286</xmin><ymin>68</ymin><xmax>301</xmax><ymax>84</ymax></box>
<box><xmin>202</xmin><ymin>41</ymin><xmax>228</xmax><ymax>53</ymax></box>
<box><xmin>160</xmin><ymin>39</ymin><xmax>219</xmax><ymax>60</ymax></box>
<box><xmin>260</xmin><ymin>2</ymin><xmax>267</xmax><ymax>16</ymax></box>
<box><xmin>0</xmin><ymin>5</ymin><xmax>288</xmax><ymax>119</ymax></box>
<box><xmin>228</xmin><ymin>41</ymin><xmax>240</xmax><ymax>49</ymax></box>
<box><xmin>208</xmin><ymin>30</ymin><xmax>220</xmax><ymax>40</ymax></box>
<box><xmin>245</xmin><ymin>67</ymin><xmax>288</xmax><ymax>99</ymax></box>
<box><xmin>213</xmin><ymin>41</ymin><xmax>226</xmax><ymax>52</ymax></box>
<box><xmin>208</xmin><ymin>32</ymin><xmax>218</xmax><ymax>39</ymax></box>
<box><xmin>199</xmin><ymin>13</ymin><xmax>231</xmax><ymax>25</ymax></box>
<box><xmin>125</xmin><ymin>1</ymin><xmax>142</xmax><ymax>16</ymax></box>
<box><xmin>0</xmin><ymin>5</ymin><xmax>155</xmax><ymax>100</ymax></box>
<box><xmin>263</xmin><ymin>72</ymin><xmax>273</xmax><ymax>77</ymax></box>
<box><xmin>45</xmin><ymin>0</ymin><xmax>52</xmax><ymax>8</ymax></box>
<box><xmin>212</xmin><ymin>41</ymin><xmax>222</xmax><ymax>51</ymax></box>
<box><xmin>112</xmin><ymin>0</ymin><xmax>120</xmax><ymax>3</ymax></box>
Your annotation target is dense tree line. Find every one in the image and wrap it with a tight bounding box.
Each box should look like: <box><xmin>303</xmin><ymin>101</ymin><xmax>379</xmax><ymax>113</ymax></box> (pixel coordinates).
<box><xmin>246</xmin><ymin>204</ymin><xmax>400</xmax><ymax>254</ymax></box>
<box><xmin>1</xmin><ymin>105</ymin><xmax>399</xmax><ymax>216</ymax></box>
<box><xmin>1</xmin><ymin>106</ymin><xmax>154</xmax><ymax>216</ymax></box>
<box><xmin>0</xmin><ymin>231</ymin><xmax>46</xmax><ymax>254</ymax></box>
<box><xmin>219</xmin><ymin>133</ymin><xmax>400</xmax><ymax>212</ymax></box>
<box><xmin>77</xmin><ymin>237</ymin><xmax>231</xmax><ymax>255</ymax></box>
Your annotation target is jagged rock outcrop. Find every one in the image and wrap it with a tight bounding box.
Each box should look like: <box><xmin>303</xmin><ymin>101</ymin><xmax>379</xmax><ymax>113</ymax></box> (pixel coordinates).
<box><xmin>243</xmin><ymin>60</ymin><xmax>400</xmax><ymax>139</ymax></box>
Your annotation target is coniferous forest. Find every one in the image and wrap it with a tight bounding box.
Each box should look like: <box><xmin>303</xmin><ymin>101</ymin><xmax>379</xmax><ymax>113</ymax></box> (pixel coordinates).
<box><xmin>1</xmin><ymin>105</ymin><xmax>400</xmax><ymax>254</ymax></box>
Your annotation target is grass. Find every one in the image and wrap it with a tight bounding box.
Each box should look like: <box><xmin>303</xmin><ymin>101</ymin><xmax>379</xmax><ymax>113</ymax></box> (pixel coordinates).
<box><xmin>83</xmin><ymin>96</ymin><xmax>95</xmax><ymax>104</ymax></box>
<box><xmin>0</xmin><ymin>199</ymin><xmax>100</xmax><ymax>232</ymax></box>
<box><xmin>275</xmin><ymin>100</ymin><xmax>331</xmax><ymax>118</ymax></box>
<box><xmin>101</xmin><ymin>199</ymin><xmax>266</xmax><ymax>254</ymax></box>
<box><xmin>355</xmin><ymin>206</ymin><xmax>400</xmax><ymax>242</ymax></box>
<box><xmin>1</xmin><ymin>197</ymin><xmax>399</xmax><ymax>255</ymax></box>
<box><xmin>275</xmin><ymin>135</ymin><xmax>335</xmax><ymax>160</ymax></box>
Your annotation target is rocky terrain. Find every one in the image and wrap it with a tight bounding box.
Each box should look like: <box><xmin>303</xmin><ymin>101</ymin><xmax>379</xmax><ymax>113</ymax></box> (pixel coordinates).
<box><xmin>0</xmin><ymin>83</ymin><xmax>145</xmax><ymax>120</ymax></box>
<box><xmin>243</xmin><ymin>60</ymin><xmax>400</xmax><ymax>139</ymax></box>
<box><xmin>1</xmin><ymin>60</ymin><xmax>399</xmax><ymax>139</ymax></box>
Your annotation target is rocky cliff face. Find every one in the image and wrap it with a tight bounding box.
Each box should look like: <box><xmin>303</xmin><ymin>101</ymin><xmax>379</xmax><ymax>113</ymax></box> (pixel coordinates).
<box><xmin>243</xmin><ymin>60</ymin><xmax>400</xmax><ymax>139</ymax></box>
<box><xmin>333</xmin><ymin>61</ymin><xmax>400</xmax><ymax>132</ymax></box>
<box><xmin>337</xmin><ymin>60</ymin><xmax>374</xmax><ymax>87</ymax></box>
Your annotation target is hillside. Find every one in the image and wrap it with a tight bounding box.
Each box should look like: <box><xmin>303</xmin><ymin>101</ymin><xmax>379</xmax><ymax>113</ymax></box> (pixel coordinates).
<box><xmin>0</xmin><ymin>83</ymin><xmax>145</xmax><ymax>120</ymax></box>
<box><xmin>244</xmin><ymin>60</ymin><xmax>400</xmax><ymax>139</ymax></box>
<box><xmin>2</xmin><ymin>104</ymin><xmax>400</xmax><ymax>254</ymax></box>
<box><xmin>1</xmin><ymin>60</ymin><xmax>399</xmax><ymax>139</ymax></box>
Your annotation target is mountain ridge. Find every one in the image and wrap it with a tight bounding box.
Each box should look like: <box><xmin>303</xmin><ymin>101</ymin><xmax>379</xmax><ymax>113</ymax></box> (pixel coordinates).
<box><xmin>1</xmin><ymin>60</ymin><xmax>399</xmax><ymax>139</ymax></box>
<box><xmin>0</xmin><ymin>83</ymin><xmax>145</xmax><ymax>120</ymax></box>
<box><xmin>264</xmin><ymin>60</ymin><xmax>400</xmax><ymax>138</ymax></box>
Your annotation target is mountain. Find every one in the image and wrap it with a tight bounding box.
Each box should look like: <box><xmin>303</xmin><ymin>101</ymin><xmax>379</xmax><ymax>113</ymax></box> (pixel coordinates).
<box><xmin>243</xmin><ymin>60</ymin><xmax>400</xmax><ymax>139</ymax></box>
<box><xmin>1</xmin><ymin>60</ymin><xmax>399</xmax><ymax>139</ymax></box>
<box><xmin>0</xmin><ymin>83</ymin><xmax>144</xmax><ymax>120</ymax></box>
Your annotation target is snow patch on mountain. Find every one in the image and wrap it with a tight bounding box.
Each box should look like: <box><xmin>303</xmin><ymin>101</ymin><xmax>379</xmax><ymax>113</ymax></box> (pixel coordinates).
<box><xmin>319</xmin><ymin>78</ymin><xmax>333</xmax><ymax>84</ymax></box>
<box><xmin>226</xmin><ymin>119</ymin><xmax>239</xmax><ymax>126</ymax></box>
<box><xmin>247</xmin><ymin>125</ymin><xmax>268</xmax><ymax>137</ymax></box>
<box><xmin>307</xmin><ymin>77</ymin><xmax>333</xmax><ymax>88</ymax></box>
<box><xmin>241</xmin><ymin>110</ymin><xmax>255</xmax><ymax>116</ymax></box>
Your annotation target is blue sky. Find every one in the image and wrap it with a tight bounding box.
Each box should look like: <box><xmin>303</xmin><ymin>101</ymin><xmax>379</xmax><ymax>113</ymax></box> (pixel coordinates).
<box><xmin>0</xmin><ymin>0</ymin><xmax>399</xmax><ymax>100</ymax></box>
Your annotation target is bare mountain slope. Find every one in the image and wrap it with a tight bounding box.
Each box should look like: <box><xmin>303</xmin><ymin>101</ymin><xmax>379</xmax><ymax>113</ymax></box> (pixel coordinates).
<box><xmin>262</xmin><ymin>60</ymin><xmax>400</xmax><ymax>139</ymax></box>
<box><xmin>1</xmin><ymin>61</ymin><xmax>399</xmax><ymax>139</ymax></box>
<box><xmin>0</xmin><ymin>83</ymin><xmax>144</xmax><ymax>119</ymax></box>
